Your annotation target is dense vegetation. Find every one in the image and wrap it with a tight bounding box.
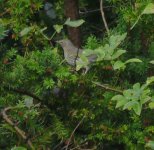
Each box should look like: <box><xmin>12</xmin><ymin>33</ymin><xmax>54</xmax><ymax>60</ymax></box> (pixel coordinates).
<box><xmin>1</xmin><ymin>0</ymin><xmax>154</xmax><ymax>149</ymax></box>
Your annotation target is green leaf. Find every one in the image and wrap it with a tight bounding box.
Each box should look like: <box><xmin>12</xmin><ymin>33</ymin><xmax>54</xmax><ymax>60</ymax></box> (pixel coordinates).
<box><xmin>116</xmin><ymin>99</ymin><xmax>128</xmax><ymax>108</ymax></box>
<box><xmin>123</xmin><ymin>100</ymin><xmax>138</xmax><ymax>110</ymax></box>
<box><xmin>20</xmin><ymin>26</ymin><xmax>34</xmax><ymax>37</ymax></box>
<box><xmin>113</xmin><ymin>61</ymin><xmax>125</xmax><ymax>70</ymax></box>
<box><xmin>64</xmin><ymin>18</ymin><xmax>85</xmax><ymax>27</ymax></box>
<box><xmin>123</xmin><ymin>89</ymin><xmax>134</xmax><ymax>100</ymax></box>
<box><xmin>145</xmin><ymin>141</ymin><xmax>154</xmax><ymax>149</ymax></box>
<box><xmin>11</xmin><ymin>147</ymin><xmax>27</xmax><ymax>150</ymax></box>
<box><xmin>142</xmin><ymin>3</ymin><xmax>154</xmax><ymax>15</ymax></box>
<box><xmin>94</xmin><ymin>47</ymin><xmax>105</xmax><ymax>61</ymax></box>
<box><xmin>133</xmin><ymin>83</ymin><xmax>140</xmax><ymax>90</ymax></box>
<box><xmin>111</xmin><ymin>95</ymin><xmax>124</xmax><ymax>101</ymax></box>
<box><xmin>125</xmin><ymin>58</ymin><xmax>142</xmax><ymax>64</ymax></box>
<box><xmin>112</xmin><ymin>49</ymin><xmax>126</xmax><ymax>60</ymax></box>
<box><xmin>53</xmin><ymin>24</ymin><xmax>63</xmax><ymax>33</ymax></box>
<box><xmin>132</xmin><ymin>102</ymin><xmax>142</xmax><ymax>115</ymax></box>
<box><xmin>109</xmin><ymin>33</ymin><xmax>127</xmax><ymax>50</ymax></box>
<box><xmin>149</xmin><ymin>60</ymin><xmax>154</xmax><ymax>64</ymax></box>
<box><xmin>24</xmin><ymin>96</ymin><xmax>33</xmax><ymax>108</ymax></box>
<box><xmin>146</xmin><ymin>76</ymin><xmax>154</xmax><ymax>85</ymax></box>
<box><xmin>149</xmin><ymin>102</ymin><xmax>154</xmax><ymax>109</ymax></box>
<box><xmin>140</xmin><ymin>96</ymin><xmax>151</xmax><ymax>105</ymax></box>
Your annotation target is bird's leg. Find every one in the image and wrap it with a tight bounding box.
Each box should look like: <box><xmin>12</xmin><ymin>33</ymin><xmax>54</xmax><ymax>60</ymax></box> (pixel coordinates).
<box><xmin>83</xmin><ymin>66</ymin><xmax>90</xmax><ymax>75</ymax></box>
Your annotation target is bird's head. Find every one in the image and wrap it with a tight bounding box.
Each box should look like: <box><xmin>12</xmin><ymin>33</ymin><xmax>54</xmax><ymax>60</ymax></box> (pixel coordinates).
<box><xmin>56</xmin><ymin>39</ymin><xmax>71</xmax><ymax>48</ymax></box>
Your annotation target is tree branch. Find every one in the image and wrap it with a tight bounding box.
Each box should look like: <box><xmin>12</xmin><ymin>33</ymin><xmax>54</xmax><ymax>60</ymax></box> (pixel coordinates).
<box><xmin>92</xmin><ymin>81</ymin><xmax>123</xmax><ymax>94</ymax></box>
<box><xmin>0</xmin><ymin>107</ymin><xmax>34</xmax><ymax>149</ymax></box>
<box><xmin>3</xmin><ymin>86</ymin><xmax>55</xmax><ymax>110</ymax></box>
<box><xmin>100</xmin><ymin>0</ymin><xmax>110</xmax><ymax>35</ymax></box>
<box><xmin>65</xmin><ymin>116</ymin><xmax>85</xmax><ymax>150</ymax></box>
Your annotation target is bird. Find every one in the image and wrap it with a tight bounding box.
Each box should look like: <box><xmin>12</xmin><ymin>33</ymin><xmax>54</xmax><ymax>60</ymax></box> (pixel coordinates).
<box><xmin>57</xmin><ymin>39</ymin><xmax>97</xmax><ymax>72</ymax></box>
<box><xmin>56</xmin><ymin>39</ymin><xmax>83</xmax><ymax>66</ymax></box>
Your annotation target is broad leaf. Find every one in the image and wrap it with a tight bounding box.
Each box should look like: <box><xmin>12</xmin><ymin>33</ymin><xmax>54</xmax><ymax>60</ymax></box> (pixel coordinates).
<box><xmin>112</xmin><ymin>49</ymin><xmax>126</xmax><ymax>60</ymax></box>
<box><xmin>145</xmin><ymin>141</ymin><xmax>154</xmax><ymax>149</ymax></box>
<box><xmin>11</xmin><ymin>147</ymin><xmax>27</xmax><ymax>150</ymax></box>
<box><xmin>24</xmin><ymin>96</ymin><xmax>33</xmax><ymax>108</ymax></box>
<box><xmin>146</xmin><ymin>76</ymin><xmax>154</xmax><ymax>85</ymax></box>
<box><xmin>113</xmin><ymin>61</ymin><xmax>125</xmax><ymax>70</ymax></box>
<box><xmin>150</xmin><ymin>60</ymin><xmax>154</xmax><ymax>64</ymax></box>
<box><xmin>125</xmin><ymin>58</ymin><xmax>142</xmax><ymax>64</ymax></box>
<box><xmin>109</xmin><ymin>33</ymin><xmax>127</xmax><ymax>50</ymax></box>
<box><xmin>64</xmin><ymin>18</ymin><xmax>85</xmax><ymax>27</ymax></box>
<box><xmin>149</xmin><ymin>102</ymin><xmax>154</xmax><ymax>109</ymax></box>
<box><xmin>123</xmin><ymin>100</ymin><xmax>138</xmax><ymax>110</ymax></box>
<box><xmin>132</xmin><ymin>102</ymin><xmax>142</xmax><ymax>115</ymax></box>
<box><xmin>53</xmin><ymin>25</ymin><xmax>63</xmax><ymax>33</ymax></box>
<box><xmin>116</xmin><ymin>99</ymin><xmax>128</xmax><ymax>108</ymax></box>
<box><xmin>142</xmin><ymin>3</ymin><xmax>154</xmax><ymax>14</ymax></box>
<box><xmin>111</xmin><ymin>95</ymin><xmax>124</xmax><ymax>101</ymax></box>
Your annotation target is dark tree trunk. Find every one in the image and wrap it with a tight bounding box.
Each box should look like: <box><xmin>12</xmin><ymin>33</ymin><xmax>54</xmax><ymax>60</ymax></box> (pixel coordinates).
<box><xmin>64</xmin><ymin>0</ymin><xmax>81</xmax><ymax>48</ymax></box>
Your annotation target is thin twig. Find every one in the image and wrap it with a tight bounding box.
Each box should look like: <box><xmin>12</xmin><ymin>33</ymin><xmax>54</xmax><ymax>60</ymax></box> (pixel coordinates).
<box><xmin>92</xmin><ymin>81</ymin><xmax>123</xmax><ymax>94</ymax></box>
<box><xmin>65</xmin><ymin>116</ymin><xmax>85</xmax><ymax>150</ymax></box>
<box><xmin>0</xmin><ymin>107</ymin><xmax>34</xmax><ymax>149</ymax></box>
<box><xmin>79</xmin><ymin>6</ymin><xmax>116</xmax><ymax>15</ymax></box>
<box><xmin>100</xmin><ymin>0</ymin><xmax>110</xmax><ymax>35</ymax></box>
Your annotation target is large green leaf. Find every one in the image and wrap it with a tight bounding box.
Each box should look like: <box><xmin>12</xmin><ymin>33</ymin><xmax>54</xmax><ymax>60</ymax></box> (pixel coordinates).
<box><xmin>64</xmin><ymin>18</ymin><xmax>85</xmax><ymax>27</ymax></box>
<box><xmin>123</xmin><ymin>100</ymin><xmax>139</xmax><ymax>110</ymax></box>
<box><xmin>24</xmin><ymin>96</ymin><xmax>33</xmax><ymax>108</ymax></box>
<box><xmin>111</xmin><ymin>95</ymin><xmax>124</xmax><ymax>101</ymax></box>
<box><xmin>149</xmin><ymin>102</ymin><xmax>154</xmax><ymax>109</ymax></box>
<box><xmin>149</xmin><ymin>60</ymin><xmax>154</xmax><ymax>64</ymax></box>
<box><xmin>113</xmin><ymin>61</ymin><xmax>125</xmax><ymax>70</ymax></box>
<box><xmin>146</xmin><ymin>76</ymin><xmax>154</xmax><ymax>85</ymax></box>
<box><xmin>145</xmin><ymin>141</ymin><xmax>154</xmax><ymax>149</ymax></box>
<box><xmin>125</xmin><ymin>58</ymin><xmax>142</xmax><ymax>64</ymax></box>
<box><xmin>116</xmin><ymin>99</ymin><xmax>128</xmax><ymax>108</ymax></box>
<box><xmin>132</xmin><ymin>102</ymin><xmax>142</xmax><ymax>115</ymax></box>
<box><xmin>109</xmin><ymin>33</ymin><xmax>127</xmax><ymax>50</ymax></box>
<box><xmin>142</xmin><ymin>3</ymin><xmax>154</xmax><ymax>14</ymax></box>
<box><xmin>112</xmin><ymin>49</ymin><xmax>126</xmax><ymax>60</ymax></box>
<box><xmin>11</xmin><ymin>147</ymin><xmax>27</xmax><ymax>150</ymax></box>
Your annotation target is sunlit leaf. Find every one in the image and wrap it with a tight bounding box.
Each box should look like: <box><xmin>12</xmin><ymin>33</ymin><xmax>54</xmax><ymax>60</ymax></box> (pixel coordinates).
<box><xmin>11</xmin><ymin>147</ymin><xmax>27</xmax><ymax>150</ymax></box>
<box><xmin>125</xmin><ymin>58</ymin><xmax>142</xmax><ymax>64</ymax></box>
<box><xmin>146</xmin><ymin>76</ymin><xmax>154</xmax><ymax>85</ymax></box>
<box><xmin>150</xmin><ymin>60</ymin><xmax>154</xmax><ymax>64</ymax></box>
<box><xmin>142</xmin><ymin>3</ymin><xmax>154</xmax><ymax>14</ymax></box>
<box><xmin>111</xmin><ymin>95</ymin><xmax>124</xmax><ymax>101</ymax></box>
<box><xmin>149</xmin><ymin>102</ymin><xmax>154</xmax><ymax>109</ymax></box>
<box><xmin>113</xmin><ymin>60</ymin><xmax>125</xmax><ymax>70</ymax></box>
<box><xmin>64</xmin><ymin>18</ymin><xmax>85</xmax><ymax>27</ymax></box>
<box><xmin>123</xmin><ymin>100</ymin><xmax>138</xmax><ymax>110</ymax></box>
<box><xmin>53</xmin><ymin>24</ymin><xmax>63</xmax><ymax>33</ymax></box>
<box><xmin>112</xmin><ymin>49</ymin><xmax>126</xmax><ymax>60</ymax></box>
<box><xmin>24</xmin><ymin>96</ymin><xmax>33</xmax><ymax>108</ymax></box>
<box><xmin>116</xmin><ymin>99</ymin><xmax>128</xmax><ymax>108</ymax></box>
<box><xmin>145</xmin><ymin>141</ymin><xmax>154</xmax><ymax>149</ymax></box>
<box><xmin>132</xmin><ymin>102</ymin><xmax>142</xmax><ymax>115</ymax></box>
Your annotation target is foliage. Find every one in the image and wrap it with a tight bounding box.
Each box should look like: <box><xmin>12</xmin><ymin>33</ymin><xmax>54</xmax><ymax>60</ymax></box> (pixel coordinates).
<box><xmin>0</xmin><ymin>0</ymin><xmax>154</xmax><ymax>150</ymax></box>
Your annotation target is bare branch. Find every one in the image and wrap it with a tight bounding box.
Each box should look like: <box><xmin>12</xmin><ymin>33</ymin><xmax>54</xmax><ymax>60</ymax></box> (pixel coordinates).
<box><xmin>92</xmin><ymin>81</ymin><xmax>123</xmax><ymax>94</ymax></box>
<box><xmin>0</xmin><ymin>107</ymin><xmax>34</xmax><ymax>149</ymax></box>
<box><xmin>65</xmin><ymin>116</ymin><xmax>85</xmax><ymax>150</ymax></box>
<box><xmin>100</xmin><ymin>0</ymin><xmax>110</xmax><ymax>35</ymax></box>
